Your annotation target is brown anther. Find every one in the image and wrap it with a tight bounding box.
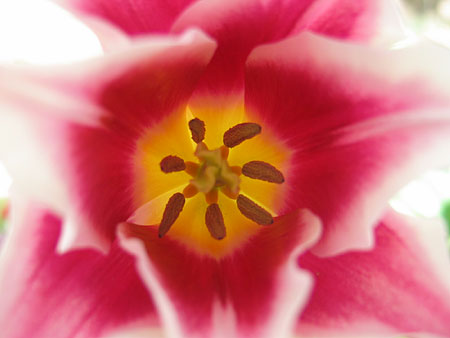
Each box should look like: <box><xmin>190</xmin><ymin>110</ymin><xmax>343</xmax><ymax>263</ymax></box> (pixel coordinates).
<box><xmin>242</xmin><ymin>161</ymin><xmax>285</xmax><ymax>184</ymax></box>
<box><xmin>188</xmin><ymin>118</ymin><xmax>206</xmax><ymax>143</ymax></box>
<box><xmin>160</xmin><ymin>155</ymin><xmax>185</xmax><ymax>173</ymax></box>
<box><xmin>183</xmin><ymin>184</ymin><xmax>198</xmax><ymax>198</ymax></box>
<box><xmin>205</xmin><ymin>203</ymin><xmax>226</xmax><ymax>240</ymax></box>
<box><xmin>230</xmin><ymin>166</ymin><xmax>242</xmax><ymax>176</ymax></box>
<box><xmin>236</xmin><ymin>194</ymin><xmax>273</xmax><ymax>225</ymax></box>
<box><xmin>205</xmin><ymin>189</ymin><xmax>219</xmax><ymax>205</ymax></box>
<box><xmin>159</xmin><ymin>193</ymin><xmax>185</xmax><ymax>238</ymax></box>
<box><xmin>184</xmin><ymin>161</ymin><xmax>199</xmax><ymax>176</ymax></box>
<box><xmin>223</xmin><ymin>123</ymin><xmax>262</xmax><ymax>148</ymax></box>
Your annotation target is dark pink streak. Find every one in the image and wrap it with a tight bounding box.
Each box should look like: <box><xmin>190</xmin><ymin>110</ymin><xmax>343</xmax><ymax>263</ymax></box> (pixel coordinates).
<box><xmin>173</xmin><ymin>0</ymin><xmax>315</xmax><ymax>96</ymax></box>
<box><xmin>124</xmin><ymin>210</ymin><xmax>312</xmax><ymax>337</ymax></box>
<box><xmin>293</xmin><ymin>0</ymin><xmax>378</xmax><ymax>41</ymax></box>
<box><xmin>245</xmin><ymin>34</ymin><xmax>450</xmax><ymax>255</ymax></box>
<box><xmin>62</xmin><ymin>37</ymin><xmax>214</xmax><ymax>245</ymax></box>
<box><xmin>98</xmin><ymin>55</ymin><xmax>214</xmax><ymax>137</ymax></box>
<box><xmin>68</xmin><ymin>125</ymin><xmax>136</xmax><ymax>244</ymax></box>
<box><xmin>0</xmin><ymin>205</ymin><xmax>158</xmax><ymax>338</ymax></box>
<box><xmin>60</xmin><ymin>0</ymin><xmax>197</xmax><ymax>35</ymax></box>
<box><xmin>298</xmin><ymin>214</ymin><xmax>450</xmax><ymax>337</ymax></box>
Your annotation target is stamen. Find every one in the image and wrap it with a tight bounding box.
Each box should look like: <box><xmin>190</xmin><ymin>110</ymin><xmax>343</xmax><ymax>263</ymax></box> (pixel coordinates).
<box><xmin>185</xmin><ymin>161</ymin><xmax>200</xmax><ymax>176</ymax></box>
<box><xmin>188</xmin><ymin>118</ymin><xmax>206</xmax><ymax>143</ymax></box>
<box><xmin>223</xmin><ymin>123</ymin><xmax>262</xmax><ymax>148</ymax></box>
<box><xmin>220</xmin><ymin>146</ymin><xmax>229</xmax><ymax>159</ymax></box>
<box><xmin>159</xmin><ymin>193</ymin><xmax>185</xmax><ymax>238</ymax></box>
<box><xmin>156</xmin><ymin>118</ymin><xmax>284</xmax><ymax>243</ymax></box>
<box><xmin>230</xmin><ymin>166</ymin><xmax>242</xmax><ymax>176</ymax></box>
<box><xmin>205</xmin><ymin>203</ymin><xmax>226</xmax><ymax>240</ymax></box>
<box><xmin>242</xmin><ymin>161</ymin><xmax>284</xmax><ymax>184</ymax></box>
<box><xmin>183</xmin><ymin>184</ymin><xmax>198</xmax><ymax>198</ymax></box>
<box><xmin>205</xmin><ymin>189</ymin><xmax>219</xmax><ymax>205</ymax></box>
<box><xmin>236</xmin><ymin>194</ymin><xmax>273</xmax><ymax>225</ymax></box>
<box><xmin>160</xmin><ymin>155</ymin><xmax>185</xmax><ymax>173</ymax></box>
<box><xmin>195</xmin><ymin>141</ymin><xmax>208</xmax><ymax>154</ymax></box>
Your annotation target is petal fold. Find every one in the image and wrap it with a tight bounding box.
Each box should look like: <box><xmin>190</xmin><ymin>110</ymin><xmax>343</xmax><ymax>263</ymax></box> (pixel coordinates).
<box><xmin>297</xmin><ymin>210</ymin><xmax>450</xmax><ymax>338</ymax></box>
<box><xmin>119</xmin><ymin>209</ymin><xmax>322</xmax><ymax>338</ymax></box>
<box><xmin>0</xmin><ymin>29</ymin><xmax>216</xmax><ymax>131</ymax></box>
<box><xmin>245</xmin><ymin>32</ymin><xmax>450</xmax><ymax>256</ymax></box>
<box><xmin>54</xmin><ymin>0</ymin><xmax>198</xmax><ymax>36</ymax></box>
<box><xmin>0</xmin><ymin>197</ymin><xmax>159</xmax><ymax>338</ymax></box>
<box><xmin>56</xmin><ymin>0</ymin><xmax>405</xmax><ymax>100</ymax></box>
<box><xmin>291</xmin><ymin>0</ymin><xmax>406</xmax><ymax>43</ymax></box>
<box><xmin>0</xmin><ymin>30</ymin><xmax>216</xmax><ymax>252</ymax></box>
<box><xmin>172</xmin><ymin>0</ymin><xmax>403</xmax><ymax>98</ymax></box>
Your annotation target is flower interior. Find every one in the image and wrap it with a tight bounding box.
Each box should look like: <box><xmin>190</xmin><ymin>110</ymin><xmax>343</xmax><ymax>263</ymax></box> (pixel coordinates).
<box><xmin>132</xmin><ymin>105</ymin><xmax>291</xmax><ymax>257</ymax></box>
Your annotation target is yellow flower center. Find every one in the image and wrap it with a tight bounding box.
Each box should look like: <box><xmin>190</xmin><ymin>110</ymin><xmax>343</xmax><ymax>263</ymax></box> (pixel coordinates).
<box><xmin>132</xmin><ymin>104</ymin><xmax>291</xmax><ymax>257</ymax></box>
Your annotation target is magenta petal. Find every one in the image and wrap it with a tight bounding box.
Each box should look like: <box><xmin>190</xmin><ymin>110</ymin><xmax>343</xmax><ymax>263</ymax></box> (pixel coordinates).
<box><xmin>172</xmin><ymin>0</ymin><xmax>316</xmax><ymax>95</ymax></box>
<box><xmin>56</xmin><ymin>0</ymin><xmax>401</xmax><ymax>94</ymax></box>
<box><xmin>0</xmin><ymin>30</ymin><xmax>216</xmax><ymax>252</ymax></box>
<box><xmin>292</xmin><ymin>0</ymin><xmax>402</xmax><ymax>42</ymax></box>
<box><xmin>297</xmin><ymin>210</ymin><xmax>450</xmax><ymax>338</ymax></box>
<box><xmin>119</xmin><ymin>209</ymin><xmax>321</xmax><ymax>338</ymax></box>
<box><xmin>0</xmin><ymin>199</ymin><xmax>159</xmax><ymax>338</ymax></box>
<box><xmin>54</xmin><ymin>0</ymin><xmax>198</xmax><ymax>36</ymax></box>
<box><xmin>172</xmin><ymin>0</ymin><xmax>398</xmax><ymax>98</ymax></box>
<box><xmin>245</xmin><ymin>32</ymin><xmax>450</xmax><ymax>256</ymax></box>
<box><xmin>0</xmin><ymin>29</ymin><xmax>216</xmax><ymax>134</ymax></box>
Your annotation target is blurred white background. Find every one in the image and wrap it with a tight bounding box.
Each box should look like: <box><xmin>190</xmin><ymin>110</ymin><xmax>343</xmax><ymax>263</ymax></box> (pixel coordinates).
<box><xmin>0</xmin><ymin>0</ymin><xmax>101</xmax><ymax>198</ymax></box>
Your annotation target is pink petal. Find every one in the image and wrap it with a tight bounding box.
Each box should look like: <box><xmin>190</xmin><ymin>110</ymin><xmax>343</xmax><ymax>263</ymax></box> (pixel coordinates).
<box><xmin>119</xmin><ymin>209</ymin><xmax>322</xmax><ymax>338</ymax></box>
<box><xmin>292</xmin><ymin>0</ymin><xmax>403</xmax><ymax>42</ymax></box>
<box><xmin>0</xmin><ymin>198</ymin><xmax>159</xmax><ymax>338</ymax></box>
<box><xmin>105</xmin><ymin>327</ymin><xmax>166</xmax><ymax>338</ymax></box>
<box><xmin>54</xmin><ymin>0</ymin><xmax>198</xmax><ymax>36</ymax></box>
<box><xmin>72</xmin><ymin>15</ymin><xmax>130</xmax><ymax>52</ymax></box>
<box><xmin>297</xmin><ymin>209</ymin><xmax>450</xmax><ymax>338</ymax></box>
<box><xmin>172</xmin><ymin>0</ymin><xmax>314</xmax><ymax>96</ymax></box>
<box><xmin>56</xmin><ymin>0</ymin><xmax>401</xmax><ymax>99</ymax></box>
<box><xmin>245</xmin><ymin>32</ymin><xmax>450</xmax><ymax>256</ymax></box>
<box><xmin>0</xmin><ymin>29</ymin><xmax>215</xmax><ymax>132</ymax></box>
<box><xmin>0</xmin><ymin>30</ymin><xmax>216</xmax><ymax>252</ymax></box>
<box><xmin>172</xmin><ymin>0</ymin><xmax>398</xmax><ymax>99</ymax></box>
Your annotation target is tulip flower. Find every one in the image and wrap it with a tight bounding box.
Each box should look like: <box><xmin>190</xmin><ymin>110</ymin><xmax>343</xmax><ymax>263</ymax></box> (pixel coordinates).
<box><xmin>1</xmin><ymin>1</ymin><xmax>450</xmax><ymax>338</ymax></box>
